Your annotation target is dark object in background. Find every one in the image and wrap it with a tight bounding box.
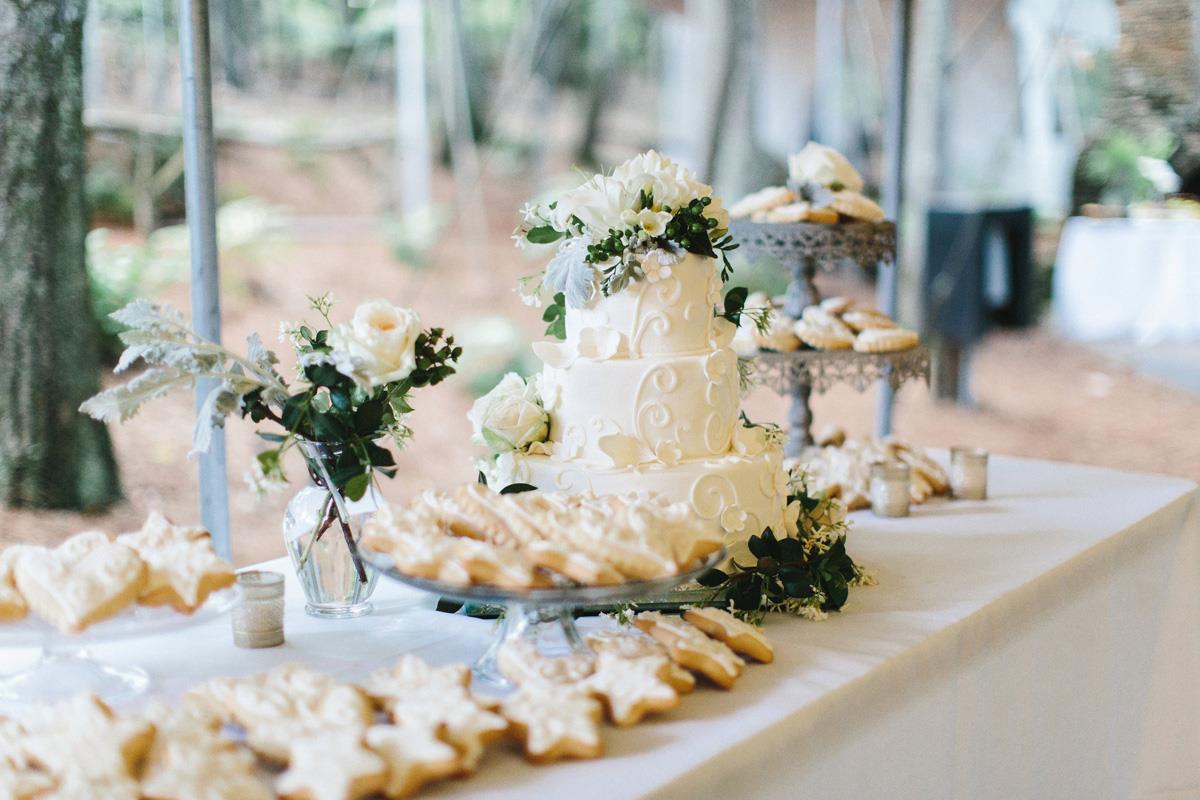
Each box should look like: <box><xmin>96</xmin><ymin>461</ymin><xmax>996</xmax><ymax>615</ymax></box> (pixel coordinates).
<box><xmin>924</xmin><ymin>207</ymin><xmax>1034</xmax><ymax>403</ymax></box>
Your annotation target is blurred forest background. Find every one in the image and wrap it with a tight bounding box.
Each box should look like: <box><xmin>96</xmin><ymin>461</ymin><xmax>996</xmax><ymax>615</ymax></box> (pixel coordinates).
<box><xmin>3</xmin><ymin>0</ymin><xmax>1199</xmax><ymax>563</ymax></box>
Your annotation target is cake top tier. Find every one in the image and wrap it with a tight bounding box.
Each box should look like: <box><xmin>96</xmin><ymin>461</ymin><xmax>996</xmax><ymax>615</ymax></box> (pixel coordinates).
<box><xmin>514</xmin><ymin>150</ymin><xmax>736</xmax><ymax>314</ymax></box>
<box><xmin>551</xmin><ymin>252</ymin><xmax>727</xmax><ymax>357</ymax></box>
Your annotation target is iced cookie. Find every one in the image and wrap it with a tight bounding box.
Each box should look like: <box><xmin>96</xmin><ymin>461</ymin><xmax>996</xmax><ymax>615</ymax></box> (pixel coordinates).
<box><xmin>501</xmin><ymin>683</ymin><xmax>604</xmax><ymax>763</ymax></box>
<box><xmin>117</xmin><ymin>513</ymin><xmax>234</xmax><ymax>612</ymax></box>
<box><xmin>633</xmin><ymin>612</ymin><xmax>745</xmax><ymax>689</ymax></box>
<box><xmin>13</xmin><ymin>534</ymin><xmax>145</xmax><ymax>633</ymax></box>
<box><xmin>276</xmin><ymin>730</ymin><xmax>386</xmax><ymax>800</ymax></box>
<box><xmin>583</xmin><ymin>651</ymin><xmax>681</xmax><ymax>726</ymax></box>
<box><xmin>853</xmin><ymin>327</ymin><xmax>918</xmax><ymax>353</ymax></box>
<box><xmin>683</xmin><ymin>607</ymin><xmax>775</xmax><ymax>663</ymax></box>
<box><xmin>364</xmin><ymin>724</ymin><xmax>461</xmax><ymax>799</ymax></box>
<box><xmin>585</xmin><ymin>629</ymin><xmax>696</xmax><ymax>694</ymax></box>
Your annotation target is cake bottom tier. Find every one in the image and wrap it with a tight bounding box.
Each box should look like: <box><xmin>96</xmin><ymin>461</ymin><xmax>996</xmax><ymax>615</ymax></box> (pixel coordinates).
<box><xmin>506</xmin><ymin>450</ymin><xmax>788</xmax><ymax>549</ymax></box>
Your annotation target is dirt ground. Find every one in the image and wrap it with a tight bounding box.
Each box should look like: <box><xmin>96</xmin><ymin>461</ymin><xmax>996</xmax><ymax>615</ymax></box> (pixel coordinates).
<box><xmin>4</xmin><ymin>144</ymin><xmax>1198</xmax><ymax>564</ymax></box>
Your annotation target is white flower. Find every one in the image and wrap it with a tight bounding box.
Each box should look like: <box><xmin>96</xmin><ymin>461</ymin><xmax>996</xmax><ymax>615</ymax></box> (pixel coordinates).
<box><xmin>553</xmin><ymin>175</ymin><xmax>634</xmax><ymax>236</ymax></box>
<box><xmin>468</xmin><ymin>372</ymin><xmax>549</xmax><ymax>454</ymax></box>
<box><xmin>611</xmin><ymin>149</ymin><xmax>677</xmax><ymax>183</ymax></box>
<box><xmin>788</xmin><ymin>142</ymin><xmax>864</xmax><ymax>192</ymax></box>
<box><xmin>732</xmin><ymin>423</ymin><xmax>769</xmax><ymax>456</ymax></box>
<box><xmin>243</xmin><ymin>459</ymin><xmax>287</xmax><ymax>500</ymax></box>
<box><xmin>278</xmin><ymin>320</ymin><xmax>305</xmax><ymax>346</ymax></box>
<box><xmin>636</xmin><ymin>208</ymin><xmax>672</xmax><ymax>237</ymax></box>
<box><xmin>327</xmin><ymin>300</ymin><xmax>422</xmax><ymax>390</ymax></box>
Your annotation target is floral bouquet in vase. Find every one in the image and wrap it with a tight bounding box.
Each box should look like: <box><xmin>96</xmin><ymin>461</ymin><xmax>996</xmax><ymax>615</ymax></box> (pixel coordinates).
<box><xmin>82</xmin><ymin>294</ymin><xmax>461</xmax><ymax>617</ymax></box>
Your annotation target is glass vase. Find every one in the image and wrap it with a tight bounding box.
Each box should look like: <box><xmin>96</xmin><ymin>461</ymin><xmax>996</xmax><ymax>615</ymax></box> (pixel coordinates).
<box><xmin>283</xmin><ymin>440</ymin><xmax>381</xmax><ymax>618</ymax></box>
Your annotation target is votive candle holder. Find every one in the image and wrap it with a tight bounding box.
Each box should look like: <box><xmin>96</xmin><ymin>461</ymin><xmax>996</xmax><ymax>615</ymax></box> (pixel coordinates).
<box><xmin>950</xmin><ymin>447</ymin><xmax>989</xmax><ymax>500</ymax></box>
<box><xmin>232</xmin><ymin>570</ymin><xmax>285</xmax><ymax>648</ymax></box>
<box><xmin>870</xmin><ymin>461</ymin><xmax>911</xmax><ymax>518</ymax></box>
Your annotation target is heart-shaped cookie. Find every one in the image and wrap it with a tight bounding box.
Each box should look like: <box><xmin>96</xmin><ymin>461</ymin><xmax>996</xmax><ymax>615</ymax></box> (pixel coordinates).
<box><xmin>13</xmin><ymin>533</ymin><xmax>145</xmax><ymax>633</ymax></box>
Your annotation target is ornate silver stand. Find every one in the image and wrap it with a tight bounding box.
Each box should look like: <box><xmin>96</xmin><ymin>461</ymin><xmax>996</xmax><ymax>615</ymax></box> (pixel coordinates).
<box><xmin>731</xmin><ymin>220</ymin><xmax>928</xmax><ymax>455</ymax></box>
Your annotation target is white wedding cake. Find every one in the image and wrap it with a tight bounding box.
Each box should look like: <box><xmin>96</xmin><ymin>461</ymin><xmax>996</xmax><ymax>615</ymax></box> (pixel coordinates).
<box><xmin>472</xmin><ymin>151</ymin><xmax>788</xmax><ymax>547</ymax></box>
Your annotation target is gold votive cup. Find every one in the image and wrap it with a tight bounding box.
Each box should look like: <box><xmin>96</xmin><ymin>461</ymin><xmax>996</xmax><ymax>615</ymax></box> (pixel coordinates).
<box><xmin>870</xmin><ymin>461</ymin><xmax>911</xmax><ymax>518</ymax></box>
<box><xmin>232</xmin><ymin>570</ymin><xmax>285</xmax><ymax>648</ymax></box>
<box><xmin>950</xmin><ymin>447</ymin><xmax>989</xmax><ymax>500</ymax></box>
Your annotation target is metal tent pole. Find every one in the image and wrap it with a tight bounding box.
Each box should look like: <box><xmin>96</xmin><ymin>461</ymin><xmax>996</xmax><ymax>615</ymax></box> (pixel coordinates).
<box><xmin>179</xmin><ymin>0</ymin><xmax>231</xmax><ymax>557</ymax></box>
<box><xmin>875</xmin><ymin>0</ymin><xmax>913</xmax><ymax>440</ymax></box>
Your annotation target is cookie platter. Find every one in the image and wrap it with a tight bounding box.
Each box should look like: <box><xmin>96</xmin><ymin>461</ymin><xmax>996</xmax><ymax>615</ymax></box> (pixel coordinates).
<box><xmin>0</xmin><ymin>584</ymin><xmax>237</xmax><ymax>649</ymax></box>
<box><xmin>0</xmin><ymin>513</ymin><xmax>239</xmax><ymax>706</ymax></box>
<box><xmin>364</xmin><ymin>548</ymin><xmax>725</xmax><ymax>689</ymax></box>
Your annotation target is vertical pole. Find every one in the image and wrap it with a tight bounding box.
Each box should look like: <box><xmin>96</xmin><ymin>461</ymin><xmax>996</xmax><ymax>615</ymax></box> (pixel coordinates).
<box><xmin>179</xmin><ymin>0</ymin><xmax>230</xmax><ymax>557</ymax></box>
<box><xmin>394</xmin><ymin>0</ymin><xmax>431</xmax><ymax>217</ymax></box>
<box><xmin>875</xmin><ymin>0</ymin><xmax>913</xmax><ymax>440</ymax></box>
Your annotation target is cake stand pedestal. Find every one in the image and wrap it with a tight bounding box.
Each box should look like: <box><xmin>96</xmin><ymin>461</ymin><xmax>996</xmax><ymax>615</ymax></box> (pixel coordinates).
<box><xmin>0</xmin><ymin>588</ymin><xmax>236</xmax><ymax>708</ymax></box>
<box><xmin>730</xmin><ymin>220</ymin><xmax>927</xmax><ymax>454</ymax></box>
<box><xmin>363</xmin><ymin>550</ymin><xmax>723</xmax><ymax>691</ymax></box>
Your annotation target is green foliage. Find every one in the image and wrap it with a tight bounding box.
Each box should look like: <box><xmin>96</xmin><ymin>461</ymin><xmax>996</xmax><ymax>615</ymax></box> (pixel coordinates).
<box><xmin>1083</xmin><ymin>129</ymin><xmax>1178</xmax><ymax>206</ymax></box>
<box><xmin>82</xmin><ymin>296</ymin><xmax>461</xmax><ymax>502</ymax></box>
<box><xmin>542</xmin><ymin>292</ymin><xmax>567</xmax><ymax>340</ymax></box>
<box><xmin>698</xmin><ymin>479</ymin><xmax>869</xmax><ymax>623</ymax></box>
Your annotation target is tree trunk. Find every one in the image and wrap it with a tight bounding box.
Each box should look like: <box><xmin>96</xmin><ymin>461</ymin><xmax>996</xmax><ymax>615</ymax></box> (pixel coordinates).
<box><xmin>0</xmin><ymin>0</ymin><xmax>122</xmax><ymax>510</ymax></box>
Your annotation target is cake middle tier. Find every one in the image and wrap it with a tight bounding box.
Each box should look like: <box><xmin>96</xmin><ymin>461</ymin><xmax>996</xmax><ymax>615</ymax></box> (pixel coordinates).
<box><xmin>539</xmin><ymin>346</ymin><xmax>740</xmax><ymax>467</ymax></box>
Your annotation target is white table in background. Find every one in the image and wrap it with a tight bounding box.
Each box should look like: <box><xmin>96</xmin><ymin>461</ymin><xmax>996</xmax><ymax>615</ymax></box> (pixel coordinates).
<box><xmin>1053</xmin><ymin>216</ymin><xmax>1200</xmax><ymax>343</ymax></box>
<box><xmin>3</xmin><ymin>455</ymin><xmax>1197</xmax><ymax>800</ymax></box>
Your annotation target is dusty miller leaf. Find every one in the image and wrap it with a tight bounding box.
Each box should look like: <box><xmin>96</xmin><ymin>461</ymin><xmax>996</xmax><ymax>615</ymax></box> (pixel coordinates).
<box><xmin>79</xmin><ymin>367</ymin><xmax>194</xmax><ymax>423</ymax></box>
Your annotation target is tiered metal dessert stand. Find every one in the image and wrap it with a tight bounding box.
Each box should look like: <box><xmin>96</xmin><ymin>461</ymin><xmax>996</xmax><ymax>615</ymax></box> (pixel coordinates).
<box><xmin>730</xmin><ymin>219</ymin><xmax>930</xmax><ymax>455</ymax></box>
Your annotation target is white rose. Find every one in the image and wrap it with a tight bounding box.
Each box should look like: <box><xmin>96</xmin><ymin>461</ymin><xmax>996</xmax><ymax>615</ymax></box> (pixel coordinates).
<box><xmin>554</xmin><ymin>175</ymin><xmax>632</xmax><ymax>236</ymax></box>
<box><xmin>611</xmin><ymin>149</ymin><xmax>676</xmax><ymax>183</ymax></box>
<box><xmin>468</xmin><ymin>372</ymin><xmax>549</xmax><ymax>454</ymax></box>
<box><xmin>328</xmin><ymin>300</ymin><xmax>421</xmax><ymax>389</ymax></box>
<box><xmin>788</xmin><ymin>142</ymin><xmax>864</xmax><ymax>192</ymax></box>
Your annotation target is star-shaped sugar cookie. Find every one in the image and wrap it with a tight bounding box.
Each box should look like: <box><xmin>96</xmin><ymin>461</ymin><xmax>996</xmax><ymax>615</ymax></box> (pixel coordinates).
<box><xmin>276</xmin><ymin>731</ymin><xmax>386</xmax><ymax>800</ymax></box>
<box><xmin>500</xmin><ymin>683</ymin><xmax>603</xmax><ymax>763</ymax></box>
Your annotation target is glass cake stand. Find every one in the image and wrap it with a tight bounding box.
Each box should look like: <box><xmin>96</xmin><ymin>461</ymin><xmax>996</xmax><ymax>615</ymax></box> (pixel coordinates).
<box><xmin>0</xmin><ymin>588</ymin><xmax>236</xmax><ymax>707</ymax></box>
<box><xmin>363</xmin><ymin>549</ymin><xmax>724</xmax><ymax>689</ymax></box>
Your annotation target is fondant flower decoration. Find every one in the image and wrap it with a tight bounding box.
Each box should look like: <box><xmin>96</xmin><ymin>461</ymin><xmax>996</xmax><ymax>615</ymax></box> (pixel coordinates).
<box><xmin>576</xmin><ymin>326</ymin><xmax>623</xmax><ymax>361</ymax></box>
<box><xmin>598</xmin><ymin>433</ymin><xmax>646</xmax><ymax>469</ymax></box>
<box><xmin>653</xmin><ymin>441</ymin><xmax>682</xmax><ymax>467</ymax></box>
<box><xmin>720</xmin><ymin>506</ymin><xmax>749</xmax><ymax>534</ymax></box>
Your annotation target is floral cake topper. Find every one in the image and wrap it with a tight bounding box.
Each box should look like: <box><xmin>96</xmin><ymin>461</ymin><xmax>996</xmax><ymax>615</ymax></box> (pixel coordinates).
<box><xmin>514</xmin><ymin>150</ymin><xmax>738</xmax><ymax>310</ymax></box>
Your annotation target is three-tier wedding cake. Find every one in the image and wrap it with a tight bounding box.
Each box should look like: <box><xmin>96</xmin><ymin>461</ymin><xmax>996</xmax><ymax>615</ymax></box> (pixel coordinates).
<box><xmin>470</xmin><ymin>151</ymin><xmax>788</xmax><ymax>546</ymax></box>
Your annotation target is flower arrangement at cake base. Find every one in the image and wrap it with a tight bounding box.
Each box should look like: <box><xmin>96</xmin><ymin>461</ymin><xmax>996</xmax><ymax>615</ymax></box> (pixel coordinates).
<box><xmin>81</xmin><ymin>294</ymin><xmax>460</xmax><ymax>618</ymax></box>
<box><xmin>696</xmin><ymin>474</ymin><xmax>875</xmax><ymax>623</ymax></box>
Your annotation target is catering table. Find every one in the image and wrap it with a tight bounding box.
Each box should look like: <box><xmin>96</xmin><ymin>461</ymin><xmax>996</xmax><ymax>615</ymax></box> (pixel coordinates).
<box><xmin>3</xmin><ymin>455</ymin><xmax>1197</xmax><ymax>799</ymax></box>
<box><xmin>1053</xmin><ymin>216</ymin><xmax>1200</xmax><ymax>343</ymax></box>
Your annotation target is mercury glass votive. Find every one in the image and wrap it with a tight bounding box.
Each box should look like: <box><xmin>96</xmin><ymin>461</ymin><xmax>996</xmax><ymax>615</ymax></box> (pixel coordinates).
<box><xmin>232</xmin><ymin>570</ymin><xmax>285</xmax><ymax>648</ymax></box>
<box><xmin>870</xmin><ymin>461</ymin><xmax>911</xmax><ymax>518</ymax></box>
<box><xmin>950</xmin><ymin>447</ymin><xmax>989</xmax><ymax>500</ymax></box>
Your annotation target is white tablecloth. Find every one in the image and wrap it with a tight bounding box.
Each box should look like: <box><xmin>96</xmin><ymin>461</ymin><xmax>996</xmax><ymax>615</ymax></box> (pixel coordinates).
<box><xmin>3</xmin><ymin>455</ymin><xmax>1197</xmax><ymax>799</ymax></box>
<box><xmin>1053</xmin><ymin>216</ymin><xmax>1200</xmax><ymax>343</ymax></box>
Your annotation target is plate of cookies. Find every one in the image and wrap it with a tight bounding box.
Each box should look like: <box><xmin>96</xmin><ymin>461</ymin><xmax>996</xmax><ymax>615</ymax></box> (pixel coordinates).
<box><xmin>0</xmin><ymin>512</ymin><xmax>237</xmax><ymax>647</ymax></box>
<box><xmin>359</xmin><ymin>485</ymin><xmax>730</xmax><ymax>687</ymax></box>
<box><xmin>359</xmin><ymin>484</ymin><xmax>727</xmax><ymax>604</ymax></box>
<box><xmin>732</xmin><ymin>293</ymin><xmax>919</xmax><ymax>356</ymax></box>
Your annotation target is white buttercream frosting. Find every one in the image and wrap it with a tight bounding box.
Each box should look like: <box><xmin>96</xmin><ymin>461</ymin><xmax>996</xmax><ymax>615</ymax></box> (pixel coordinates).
<box><xmin>519</xmin><ymin>252</ymin><xmax>788</xmax><ymax>547</ymax></box>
